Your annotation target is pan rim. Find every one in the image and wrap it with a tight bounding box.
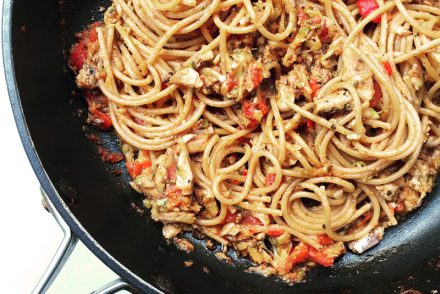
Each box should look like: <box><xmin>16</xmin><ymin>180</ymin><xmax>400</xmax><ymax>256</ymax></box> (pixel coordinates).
<box><xmin>1</xmin><ymin>1</ymin><xmax>159</xmax><ymax>293</ymax></box>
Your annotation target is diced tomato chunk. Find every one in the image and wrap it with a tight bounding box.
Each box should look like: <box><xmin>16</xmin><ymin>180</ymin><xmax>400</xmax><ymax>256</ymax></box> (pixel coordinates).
<box><xmin>307</xmin><ymin>119</ymin><xmax>315</xmax><ymax>129</ymax></box>
<box><xmin>87</xmin><ymin>22</ymin><xmax>101</xmax><ymax>43</ymax></box>
<box><xmin>242</xmin><ymin>97</ymin><xmax>271</xmax><ymax>128</ymax></box>
<box><xmin>126</xmin><ymin>162</ymin><xmax>138</xmax><ymax>178</ymax></box>
<box><xmin>76</xmin><ymin>21</ymin><xmax>101</xmax><ymax>43</ymax></box>
<box><xmin>91</xmin><ymin>109</ymin><xmax>112</xmax><ymax>130</ymax></box>
<box><xmin>70</xmin><ymin>42</ymin><xmax>87</xmax><ymax>72</ymax></box>
<box><xmin>309</xmin><ymin>78</ymin><xmax>320</xmax><ymax>98</ymax></box>
<box><xmin>256</xmin><ymin>96</ymin><xmax>270</xmax><ymax>116</ymax></box>
<box><xmin>249</xmin><ymin>65</ymin><xmax>263</xmax><ymax>88</ymax></box>
<box><xmin>69</xmin><ymin>22</ymin><xmax>102</xmax><ymax>72</ymax></box>
<box><xmin>221</xmin><ymin>209</ymin><xmax>239</xmax><ymax>225</ymax></box>
<box><xmin>319</xmin><ymin>21</ymin><xmax>329</xmax><ymax>42</ymax></box>
<box><xmin>356</xmin><ymin>0</ymin><xmax>381</xmax><ymax>23</ymax></box>
<box><xmin>241</xmin><ymin>215</ymin><xmax>263</xmax><ymax>226</ymax></box>
<box><xmin>383</xmin><ymin>61</ymin><xmax>392</xmax><ymax>76</ymax></box>
<box><xmin>359</xmin><ymin>211</ymin><xmax>373</xmax><ymax>227</ymax></box>
<box><xmin>242</xmin><ymin>100</ymin><xmax>255</xmax><ymax>121</ymax></box>
<box><xmin>266</xmin><ymin>228</ymin><xmax>285</xmax><ymax>237</ymax></box>
<box><xmin>288</xmin><ymin>242</ymin><xmax>309</xmax><ymax>266</ymax></box>
<box><xmin>308</xmin><ymin>246</ymin><xmax>335</xmax><ymax>267</ymax></box>
<box><xmin>165</xmin><ymin>185</ymin><xmax>183</xmax><ymax>208</ymax></box>
<box><xmin>225</xmin><ymin>73</ymin><xmax>238</xmax><ymax>92</ymax></box>
<box><xmin>84</xmin><ymin>92</ymin><xmax>112</xmax><ymax>129</ymax></box>
<box><xmin>141</xmin><ymin>160</ymin><xmax>152</xmax><ymax>169</ymax></box>
<box><xmin>243</xmin><ymin>97</ymin><xmax>270</xmax><ymax>120</ymax></box>
<box><xmin>246</xmin><ymin>119</ymin><xmax>259</xmax><ymax>128</ymax></box>
<box><xmin>264</xmin><ymin>173</ymin><xmax>276</xmax><ymax>186</ymax></box>
<box><xmin>84</xmin><ymin>91</ymin><xmax>107</xmax><ymax>108</ymax></box>
<box><xmin>370</xmin><ymin>80</ymin><xmax>382</xmax><ymax>108</ymax></box>
<box><xmin>317</xmin><ymin>234</ymin><xmax>334</xmax><ymax>246</ymax></box>
<box><xmin>126</xmin><ymin>160</ymin><xmax>152</xmax><ymax>178</ymax></box>
<box><xmin>298</xmin><ymin>9</ymin><xmax>308</xmax><ymax>24</ymax></box>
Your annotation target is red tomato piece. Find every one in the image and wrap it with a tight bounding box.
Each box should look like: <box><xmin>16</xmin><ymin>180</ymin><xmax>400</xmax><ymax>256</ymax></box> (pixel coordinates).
<box><xmin>359</xmin><ymin>211</ymin><xmax>373</xmax><ymax>227</ymax></box>
<box><xmin>141</xmin><ymin>160</ymin><xmax>152</xmax><ymax>169</ymax></box>
<box><xmin>246</xmin><ymin>119</ymin><xmax>259</xmax><ymax>128</ymax></box>
<box><xmin>126</xmin><ymin>162</ymin><xmax>139</xmax><ymax>178</ymax></box>
<box><xmin>250</xmin><ymin>66</ymin><xmax>263</xmax><ymax>88</ymax></box>
<box><xmin>225</xmin><ymin>73</ymin><xmax>238</xmax><ymax>92</ymax></box>
<box><xmin>221</xmin><ymin>209</ymin><xmax>239</xmax><ymax>225</ymax></box>
<box><xmin>165</xmin><ymin>185</ymin><xmax>183</xmax><ymax>208</ymax></box>
<box><xmin>383</xmin><ymin>61</ymin><xmax>392</xmax><ymax>76</ymax></box>
<box><xmin>264</xmin><ymin>173</ymin><xmax>276</xmax><ymax>186</ymax></box>
<box><xmin>241</xmin><ymin>215</ymin><xmax>263</xmax><ymax>226</ymax></box>
<box><xmin>241</xmin><ymin>100</ymin><xmax>259</xmax><ymax>128</ymax></box>
<box><xmin>288</xmin><ymin>242</ymin><xmax>309</xmax><ymax>266</ymax></box>
<box><xmin>370</xmin><ymin>80</ymin><xmax>382</xmax><ymax>108</ymax></box>
<box><xmin>298</xmin><ymin>9</ymin><xmax>308</xmax><ymax>24</ymax></box>
<box><xmin>308</xmin><ymin>246</ymin><xmax>334</xmax><ymax>267</ymax></box>
<box><xmin>84</xmin><ymin>91</ymin><xmax>107</xmax><ymax>109</ymax></box>
<box><xmin>237</xmin><ymin>136</ymin><xmax>251</xmax><ymax>144</ymax></box>
<box><xmin>70</xmin><ymin>42</ymin><xmax>87</xmax><ymax>72</ymax></box>
<box><xmin>317</xmin><ymin>234</ymin><xmax>334</xmax><ymax>246</ymax></box>
<box><xmin>241</xmin><ymin>96</ymin><xmax>270</xmax><ymax>128</ymax></box>
<box><xmin>126</xmin><ymin>160</ymin><xmax>152</xmax><ymax>178</ymax></box>
<box><xmin>309</xmin><ymin>77</ymin><xmax>320</xmax><ymax>98</ymax></box>
<box><xmin>266</xmin><ymin>228</ymin><xmax>285</xmax><ymax>237</ymax></box>
<box><xmin>70</xmin><ymin>22</ymin><xmax>102</xmax><ymax>72</ymax></box>
<box><xmin>256</xmin><ymin>97</ymin><xmax>270</xmax><ymax>116</ymax></box>
<box><xmin>92</xmin><ymin>109</ymin><xmax>112</xmax><ymax>130</ymax></box>
<box><xmin>307</xmin><ymin>119</ymin><xmax>315</xmax><ymax>129</ymax></box>
<box><xmin>357</xmin><ymin>0</ymin><xmax>381</xmax><ymax>23</ymax></box>
<box><xmin>87</xmin><ymin>22</ymin><xmax>101</xmax><ymax>43</ymax></box>
<box><xmin>242</xmin><ymin>100</ymin><xmax>255</xmax><ymax>121</ymax></box>
<box><xmin>319</xmin><ymin>21</ymin><xmax>329</xmax><ymax>42</ymax></box>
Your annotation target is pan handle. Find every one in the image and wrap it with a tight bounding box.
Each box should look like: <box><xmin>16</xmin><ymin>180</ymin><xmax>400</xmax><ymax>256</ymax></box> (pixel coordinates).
<box><xmin>91</xmin><ymin>278</ymin><xmax>138</xmax><ymax>294</ymax></box>
<box><xmin>32</xmin><ymin>187</ymin><xmax>79</xmax><ymax>294</ymax></box>
<box><xmin>34</xmin><ymin>189</ymin><xmax>140</xmax><ymax>294</ymax></box>
<box><xmin>35</xmin><ymin>189</ymin><xmax>139</xmax><ymax>294</ymax></box>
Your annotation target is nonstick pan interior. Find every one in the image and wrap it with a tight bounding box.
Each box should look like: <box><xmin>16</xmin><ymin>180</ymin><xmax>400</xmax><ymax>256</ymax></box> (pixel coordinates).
<box><xmin>4</xmin><ymin>0</ymin><xmax>440</xmax><ymax>293</ymax></box>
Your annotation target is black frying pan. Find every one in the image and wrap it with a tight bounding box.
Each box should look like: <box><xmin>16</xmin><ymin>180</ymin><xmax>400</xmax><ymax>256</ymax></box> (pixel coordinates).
<box><xmin>4</xmin><ymin>0</ymin><xmax>440</xmax><ymax>293</ymax></box>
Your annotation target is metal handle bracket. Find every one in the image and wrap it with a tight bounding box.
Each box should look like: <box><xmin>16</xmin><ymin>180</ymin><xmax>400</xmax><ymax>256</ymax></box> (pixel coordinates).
<box><xmin>32</xmin><ymin>187</ymin><xmax>79</xmax><ymax>294</ymax></box>
<box><xmin>34</xmin><ymin>188</ymin><xmax>136</xmax><ymax>294</ymax></box>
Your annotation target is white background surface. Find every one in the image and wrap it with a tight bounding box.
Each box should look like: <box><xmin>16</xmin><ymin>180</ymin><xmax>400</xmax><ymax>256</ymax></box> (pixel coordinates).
<box><xmin>0</xmin><ymin>1</ymin><xmax>120</xmax><ymax>293</ymax></box>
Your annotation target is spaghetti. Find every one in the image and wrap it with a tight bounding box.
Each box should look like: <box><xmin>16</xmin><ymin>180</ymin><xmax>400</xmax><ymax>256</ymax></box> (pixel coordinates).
<box><xmin>70</xmin><ymin>0</ymin><xmax>440</xmax><ymax>283</ymax></box>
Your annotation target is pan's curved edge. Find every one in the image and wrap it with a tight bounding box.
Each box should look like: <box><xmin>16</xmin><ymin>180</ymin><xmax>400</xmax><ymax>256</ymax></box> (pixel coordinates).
<box><xmin>1</xmin><ymin>1</ymin><xmax>159</xmax><ymax>293</ymax></box>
